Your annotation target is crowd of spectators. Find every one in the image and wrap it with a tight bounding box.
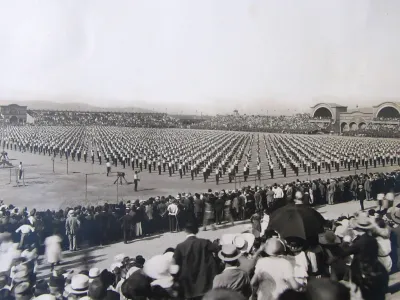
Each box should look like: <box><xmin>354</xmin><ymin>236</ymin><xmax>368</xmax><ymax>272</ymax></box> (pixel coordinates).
<box><xmin>191</xmin><ymin>114</ymin><xmax>322</xmax><ymax>133</ymax></box>
<box><xmin>19</xmin><ymin>109</ymin><xmax>400</xmax><ymax>138</ymax></box>
<box><xmin>27</xmin><ymin>110</ymin><xmax>181</xmax><ymax>128</ymax></box>
<box><xmin>0</xmin><ymin>171</ymin><xmax>399</xmax><ymax>299</ymax></box>
<box><xmin>343</xmin><ymin>123</ymin><xmax>400</xmax><ymax>139</ymax></box>
<box><xmin>373</xmin><ymin>117</ymin><xmax>400</xmax><ymax>122</ymax></box>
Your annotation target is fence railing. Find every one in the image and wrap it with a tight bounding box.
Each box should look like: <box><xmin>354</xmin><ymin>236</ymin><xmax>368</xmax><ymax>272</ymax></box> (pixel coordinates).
<box><xmin>0</xmin><ymin>167</ymin><xmax>25</xmax><ymax>187</ymax></box>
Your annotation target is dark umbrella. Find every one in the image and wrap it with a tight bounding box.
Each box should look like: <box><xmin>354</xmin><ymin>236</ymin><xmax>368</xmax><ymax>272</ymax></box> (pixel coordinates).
<box><xmin>267</xmin><ymin>204</ymin><xmax>325</xmax><ymax>240</ymax></box>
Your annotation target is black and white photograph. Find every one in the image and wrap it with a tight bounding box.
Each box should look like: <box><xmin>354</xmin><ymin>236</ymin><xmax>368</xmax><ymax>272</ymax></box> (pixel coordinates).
<box><xmin>0</xmin><ymin>1</ymin><xmax>400</xmax><ymax>300</ymax></box>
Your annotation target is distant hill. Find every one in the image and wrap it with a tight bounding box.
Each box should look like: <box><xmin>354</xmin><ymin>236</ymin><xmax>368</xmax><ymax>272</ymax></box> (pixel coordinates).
<box><xmin>0</xmin><ymin>100</ymin><xmax>153</xmax><ymax>113</ymax></box>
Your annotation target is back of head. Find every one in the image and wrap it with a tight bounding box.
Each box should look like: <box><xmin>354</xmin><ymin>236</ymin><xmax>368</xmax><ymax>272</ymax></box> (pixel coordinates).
<box><xmin>203</xmin><ymin>288</ymin><xmax>246</xmax><ymax>300</ymax></box>
<box><xmin>185</xmin><ymin>222</ymin><xmax>199</xmax><ymax>235</ymax></box>
<box><xmin>306</xmin><ymin>278</ymin><xmax>350</xmax><ymax>300</ymax></box>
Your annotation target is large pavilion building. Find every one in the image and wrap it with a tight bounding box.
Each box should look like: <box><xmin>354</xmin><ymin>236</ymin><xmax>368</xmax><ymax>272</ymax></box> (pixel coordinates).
<box><xmin>0</xmin><ymin>104</ymin><xmax>28</xmax><ymax>124</ymax></box>
<box><xmin>310</xmin><ymin>101</ymin><xmax>400</xmax><ymax>133</ymax></box>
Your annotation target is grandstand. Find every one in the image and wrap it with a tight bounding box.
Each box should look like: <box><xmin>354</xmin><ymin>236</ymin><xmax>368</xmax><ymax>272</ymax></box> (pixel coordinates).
<box><xmin>0</xmin><ymin>100</ymin><xmax>399</xmax><ymax>137</ymax></box>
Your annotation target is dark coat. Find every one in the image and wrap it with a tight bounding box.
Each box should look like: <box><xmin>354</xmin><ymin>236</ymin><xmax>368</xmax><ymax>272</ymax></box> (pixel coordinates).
<box><xmin>173</xmin><ymin>236</ymin><xmax>220</xmax><ymax>298</ymax></box>
<box><xmin>194</xmin><ymin>197</ymin><xmax>204</xmax><ymax>215</ymax></box>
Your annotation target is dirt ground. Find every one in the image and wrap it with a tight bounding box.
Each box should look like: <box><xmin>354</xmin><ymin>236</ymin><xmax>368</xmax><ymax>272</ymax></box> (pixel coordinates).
<box><xmin>0</xmin><ymin>137</ymin><xmax>398</xmax><ymax>210</ymax></box>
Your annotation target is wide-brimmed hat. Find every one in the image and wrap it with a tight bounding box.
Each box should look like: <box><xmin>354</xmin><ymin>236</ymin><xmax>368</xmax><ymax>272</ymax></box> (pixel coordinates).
<box><xmin>218</xmin><ymin>244</ymin><xmax>242</xmax><ymax>262</ymax></box>
<box><xmin>13</xmin><ymin>264</ymin><xmax>30</xmax><ymax>283</ymax></box>
<box><xmin>143</xmin><ymin>253</ymin><xmax>179</xmax><ymax>280</ymax></box>
<box><xmin>88</xmin><ymin>268</ymin><xmax>100</xmax><ymax>282</ymax></box>
<box><xmin>352</xmin><ymin>213</ymin><xmax>375</xmax><ymax>230</ymax></box>
<box><xmin>319</xmin><ymin>231</ymin><xmax>340</xmax><ymax>245</ymax></box>
<box><xmin>33</xmin><ymin>294</ymin><xmax>56</xmax><ymax>300</ymax></box>
<box><xmin>65</xmin><ymin>274</ymin><xmax>89</xmax><ymax>295</ymax></box>
<box><xmin>220</xmin><ymin>233</ymin><xmax>255</xmax><ymax>253</ymax></box>
<box><xmin>390</xmin><ymin>207</ymin><xmax>400</xmax><ymax>225</ymax></box>
<box><xmin>12</xmin><ymin>281</ymin><xmax>32</xmax><ymax>295</ymax></box>
<box><xmin>68</xmin><ymin>210</ymin><xmax>75</xmax><ymax>216</ymax></box>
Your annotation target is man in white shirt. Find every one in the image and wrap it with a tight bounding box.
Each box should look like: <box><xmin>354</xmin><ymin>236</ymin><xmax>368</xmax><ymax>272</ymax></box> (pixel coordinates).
<box><xmin>106</xmin><ymin>161</ymin><xmax>111</xmax><ymax>176</ymax></box>
<box><xmin>16</xmin><ymin>222</ymin><xmax>35</xmax><ymax>249</ymax></box>
<box><xmin>272</xmin><ymin>184</ymin><xmax>284</xmax><ymax>200</ymax></box>
<box><xmin>167</xmin><ymin>200</ymin><xmax>179</xmax><ymax>232</ymax></box>
<box><xmin>18</xmin><ymin>162</ymin><xmax>23</xmax><ymax>180</ymax></box>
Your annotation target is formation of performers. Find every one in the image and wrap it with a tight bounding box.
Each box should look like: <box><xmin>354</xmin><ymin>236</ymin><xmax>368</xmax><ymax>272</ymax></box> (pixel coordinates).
<box><xmin>1</xmin><ymin>126</ymin><xmax>400</xmax><ymax>187</ymax></box>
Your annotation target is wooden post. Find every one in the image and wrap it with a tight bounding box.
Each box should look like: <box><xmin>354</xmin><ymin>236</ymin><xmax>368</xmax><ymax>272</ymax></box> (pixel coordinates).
<box><xmin>116</xmin><ymin>178</ymin><xmax>119</xmax><ymax>202</ymax></box>
<box><xmin>85</xmin><ymin>174</ymin><xmax>88</xmax><ymax>201</ymax></box>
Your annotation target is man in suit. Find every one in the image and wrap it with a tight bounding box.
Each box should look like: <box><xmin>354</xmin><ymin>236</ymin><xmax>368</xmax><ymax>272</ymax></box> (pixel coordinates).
<box><xmin>174</xmin><ymin>222</ymin><xmax>220</xmax><ymax>300</ymax></box>
<box><xmin>364</xmin><ymin>175</ymin><xmax>372</xmax><ymax>201</ymax></box>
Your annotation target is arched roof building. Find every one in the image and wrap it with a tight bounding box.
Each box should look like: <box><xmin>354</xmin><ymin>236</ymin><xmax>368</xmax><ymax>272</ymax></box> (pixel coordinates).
<box><xmin>310</xmin><ymin>101</ymin><xmax>400</xmax><ymax>133</ymax></box>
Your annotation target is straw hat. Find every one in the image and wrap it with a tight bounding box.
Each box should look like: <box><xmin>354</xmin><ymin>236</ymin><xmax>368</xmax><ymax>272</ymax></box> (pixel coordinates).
<box><xmin>352</xmin><ymin>213</ymin><xmax>375</xmax><ymax>230</ymax></box>
<box><xmin>218</xmin><ymin>244</ymin><xmax>242</xmax><ymax>262</ymax></box>
<box><xmin>65</xmin><ymin>274</ymin><xmax>89</xmax><ymax>295</ymax></box>
<box><xmin>13</xmin><ymin>264</ymin><xmax>30</xmax><ymax>283</ymax></box>
<box><xmin>13</xmin><ymin>281</ymin><xmax>31</xmax><ymax>299</ymax></box>
<box><xmin>144</xmin><ymin>253</ymin><xmax>178</xmax><ymax>281</ymax></box>
<box><xmin>232</xmin><ymin>233</ymin><xmax>255</xmax><ymax>253</ymax></box>
<box><xmin>390</xmin><ymin>207</ymin><xmax>400</xmax><ymax>225</ymax></box>
<box><xmin>33</xmin><ymin>295</ymin><xmax>56</xmax><ymax>300</ymax></box>
<box><xmin>88</xmin><ymin>268</ymin><xmax>100</xmax><ymax>282</ymax></box>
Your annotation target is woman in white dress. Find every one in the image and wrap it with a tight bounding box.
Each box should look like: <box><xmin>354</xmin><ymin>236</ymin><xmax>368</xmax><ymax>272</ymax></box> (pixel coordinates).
<box><xmin>44</xmin><ymin>234</ymin><xmax>62</xmax><ymax>270</ymax></box>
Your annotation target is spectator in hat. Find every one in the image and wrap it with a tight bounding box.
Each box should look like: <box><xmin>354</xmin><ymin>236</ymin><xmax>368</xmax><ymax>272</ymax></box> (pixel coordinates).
<box><xmin>387</xmin><ymin>207</ymin><xmax>400</xmax><ymax>272</ymax></box>
<box><xmin>48</xmin><ymin>270</ymin><xmax>66</xmax><ymax>299</ymax></box>
<box><xmin>33</xmin><ymin>295</ymin><xmax>57</xmax><ymax>300</ymax></box>
<box><xmin>356</xmin><ymin>185</ymin><xmax>366</xmax><ymax>211</ymax></box>
<box><xmin>89</xmin><ymin>268</ymin><xmax>101</xmax><ymax>283</ymax></box>
<box><xmin>34</xmin><ymin>280</ymin><xmax>50</xmax><ymax>298</ymax></box>
<box><xmin>13</xmin><ymin>281</ymin><xmax>33</xmax><ymax>300</ymax></box>
<box><xmin>120</xmin><ymin>265</ymin><xmax>152</xmax><ymax>300</ymax></box>
<box><xmin>374</xmin><ymin>219</ymin><xmax>392</xmax><ymax>273</ymax></box>
<box><xmin>212</xmin><ymin>244</ymin><xmax>252</xmax><ymax>299</ymax></box>
<box><xmin>349</xmin><ymin>233</ymin><xmax>389</xmax><ymax>300</ymax></box>
<box><xmin>173</xmin><ymin>222</ymin><xmax>220</xmax><ymax>300</ymax></box>
<box><xmin>318</xmin><ymin>231</ymin><xmax>347</xmax><ymax>281</ymax></box>
<box><xmin>65</xmin><ymin>274</ymin><xmax>89</xmax><ymax>299</ymax></box>
<box><xmin>143</xmin><ymin>252</ymin><xmax>180</xmax><ymax>299</ymax></box>
<box><xmin>88</xmin><ymin>278</ymin><xmax>119</xmax><ymax>300</ymax></box>
<box><xmin>65</xmin><ymin>210</ymin><xmax>80</xmax><ymax>251</ymax></box>
<box><xmin>0</xmin><ymin>273</ymin><xmax>11</xmax><ymax>300</ymax></box>
<box><xmin>251</xmin><ymin>237</ymin><xmax>300</xmax><ymax>300</ymax></box>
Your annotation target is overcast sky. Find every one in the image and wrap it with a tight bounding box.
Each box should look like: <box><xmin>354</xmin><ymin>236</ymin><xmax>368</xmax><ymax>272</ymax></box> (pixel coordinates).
<box><xmin>1</xmin><ymin>0</ymin><xmax>400</xmax><ymax>115</ymax></box>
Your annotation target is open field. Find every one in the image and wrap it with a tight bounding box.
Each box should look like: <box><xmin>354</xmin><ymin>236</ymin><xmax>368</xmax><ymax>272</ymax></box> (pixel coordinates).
<box><xmin>1</xmin><ymin>132</ymin><xmax>399</xmax><ymax>210</ymax></box>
